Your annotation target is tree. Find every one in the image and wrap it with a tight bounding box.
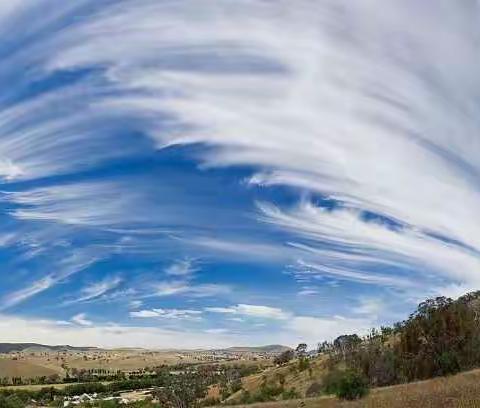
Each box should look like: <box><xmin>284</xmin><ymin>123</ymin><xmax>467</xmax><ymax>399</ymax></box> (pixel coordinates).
<box><xmin>295</xmin><ymin>343</ymin><xmax>307</xmax><ymax>357</ymax></box>
<box><xmin>153</xmin><ymin>373</ymin><xmax>207</xmax><ymax>408</ymax></box>
<box><xmin>273</xmin><ymin>350</ymin><xmax>294</xmax><ymax>365</ymax></box>
<box><xmin>333</xmin><ymin>334</ymin><xmax>361</xmax><ymax>360</ymax></box>
<box><xmin>335</xmin><ymin>370</ymin><xmax>369</xmax><ymax>400</ymax></box>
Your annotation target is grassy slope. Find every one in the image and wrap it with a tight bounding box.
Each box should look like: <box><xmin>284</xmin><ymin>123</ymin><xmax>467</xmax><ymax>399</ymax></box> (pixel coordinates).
<box><xmin>223</xmin><ymin>367</ymin><xmax>480</xmax><ymax>408</ymax></box>
<box><xmin>0</xmin><ymin>360</ymin><xmax>61</xmax><ymax>379</ymax></box>
<box><xmin>225</xmin><ymin>356</ymin><xmax>329</xmax><ymax>402</ymax></box>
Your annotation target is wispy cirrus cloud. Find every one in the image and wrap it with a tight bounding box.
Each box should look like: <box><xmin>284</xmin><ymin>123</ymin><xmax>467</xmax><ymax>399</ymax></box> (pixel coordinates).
<box><xmin>64</xmin><ymin>276</ymin><xmax>123</xmax><ymax>305</ymax></box>
<box><xmin>259</xmin><ymin>201</ymin><xmax>480</xmax><ymax>291</ymax></box>
<box><xmin>164</xmin><ymin>258</ymin><xmax>198</xmax><ymax>277</ymax></box>
<box><xmin>0</xmin><ymin>251</ymin><xmax>99</xmax><ymax>310</ymax></box>
<box><xmin>153</xmin><ymin>281</ymin><xmax>231</xmax><ymax>298</ymax></box>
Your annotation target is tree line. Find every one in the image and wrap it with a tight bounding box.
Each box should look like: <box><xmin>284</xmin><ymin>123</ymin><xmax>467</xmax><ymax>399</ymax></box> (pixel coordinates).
<box><xmin>320</xmin><ymin>291</ymin><xmax>480</xmax><ymax>389</ymax></box>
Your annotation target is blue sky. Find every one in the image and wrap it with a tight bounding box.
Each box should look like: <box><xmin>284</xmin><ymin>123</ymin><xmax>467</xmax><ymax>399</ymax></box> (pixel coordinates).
<box><xmin>0</xmin><ymin>0</ymin><xmax>479</xmax><ymax>348</ymax></box>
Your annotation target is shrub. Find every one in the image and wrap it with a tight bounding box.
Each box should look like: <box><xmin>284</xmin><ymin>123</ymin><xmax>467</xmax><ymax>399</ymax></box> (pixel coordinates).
<box><xmin>323</xmin><ymin>369</ymin><xmax>369</xmax><ymax>400</ymax></box>
<box><xmin>274</xmin><ymin>350</ymin><xmax>294</xmax><ymax>365</ymax></box>
<box><xmin>437</xmin><ymin>351</ymin><xmax>460</xmax><ymax>376</ymax></box>
<box><xmin>335</xmin><ymin>370</ymin><xmax>369</xmax><ymax>400</ymax></box>
<box><xmin>281</xmin><ymin>387</ymin><xmax>299</xmax><ymax>400</ymax></box>
<box><xmin>298</xmin><ymin>357</ymin><xmax>310</xmax><ymax>372</ymax></box>
<box><xmin>0</xmin><ymin>395</ymin><xmax>25</xmax><ymax>408</ymax></box>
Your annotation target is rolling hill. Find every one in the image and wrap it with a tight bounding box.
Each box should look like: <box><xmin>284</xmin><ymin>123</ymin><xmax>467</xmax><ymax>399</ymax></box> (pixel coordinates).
<box><xmin>222</xmin><ymin>345</ymin><xmax>292</xmax><ymax>354</ymax></box>
<box><xmin>0</xmin><ymin>343</ymin><xmax>100</xmax><ymax>354</ymax></box>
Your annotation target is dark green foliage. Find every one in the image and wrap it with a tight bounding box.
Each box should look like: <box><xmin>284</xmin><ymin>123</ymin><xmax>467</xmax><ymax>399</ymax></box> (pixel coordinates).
<box><xmin>281</xmin><ymin>387</ymin><xmax>299</xmax><ymax>400</ymax></box>
<box><xmin>335</xmin><ymin>370</ymin><xmax>369</xmax><ymax>400</ymax></box>
<box><xmin>437</xmin><ymin>351</ymin><xmax>461</xmax><ymax>375</ymax></box>
<box><xmin>0</xmin><ymin>394</ymin><xmax>26</xmax><ymax>408</ymax></box>
<box><xmin>323</xmin><ymin>369</ymin><xmax>369</xmax><ymax>400</ymax></box>
<box><xmin>322</xmin><ymin>368</ymin><xmax>345</xmax><ymax>395</ymax></box>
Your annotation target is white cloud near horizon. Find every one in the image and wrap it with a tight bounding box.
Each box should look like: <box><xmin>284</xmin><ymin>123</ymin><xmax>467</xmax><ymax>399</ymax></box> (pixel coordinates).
<box><xmin>71</xmin><ymin>313</ymin><xmax>93</xmax><ymax>326</ymax></box>
<box><xmin>0</xmin><ymin>310</ymin><xmax>374</xmax><ymax>349</ymax></box>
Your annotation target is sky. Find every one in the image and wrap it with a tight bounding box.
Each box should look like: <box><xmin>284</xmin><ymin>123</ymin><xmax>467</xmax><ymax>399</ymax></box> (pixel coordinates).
<box><xmin>0</xmin><ymin>0</ymin><xmax>479</xmax><ymax>349</ymax></box>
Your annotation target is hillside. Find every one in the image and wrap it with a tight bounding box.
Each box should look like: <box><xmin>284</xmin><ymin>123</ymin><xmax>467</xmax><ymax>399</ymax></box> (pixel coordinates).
<box><xmin>219</xmin><ymin>354</ymin><xmax>327</xmax><ymax>404</ymax></box>
<box><xmin>0</xmin><ymin>343</ymin><xmax>100</xmax><ymax>354</ymax></box>
<box><xmin>220</xmin><ymin>367</ymin><xmax>480</xmax><ymax>408</ymax></box>
<box><xmin>0</xmin><ymin>359</ymin><xmax>62</xmax><ymax>379</ymax></box>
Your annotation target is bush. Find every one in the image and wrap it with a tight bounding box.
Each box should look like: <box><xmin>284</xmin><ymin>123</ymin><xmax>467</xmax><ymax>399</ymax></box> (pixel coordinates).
<box><xmin>335</xmin><ymin>370</ymin><xmax>369</xmax><ymax>400</ymax></box>
<box><xmin>0</xmin><ymin>395</ymin><xmax>25</xmax><ymax>408</ymax></box>
<box><xmin>281</xmin><ymin>387</ymin><xmax>299</xmax><ymax>400</ymax></box>
<box><xmin>274</xmin><ymin>350</ymin><xmax>294</xmax><ymax>365</ymax></box>
<box><xmin>323</xmin><ymin>369</ymin><xmax>369</xmax><ymax>400</ymax></box>
<box><xmin>298</xmin><ymin>357</ymin><xmax>310</xmax><ymax>372</ymax></box>
<box><xmin>437</xmin><ymin>351</ymin><xmax>460</xmax><ymax>376</ymax></box>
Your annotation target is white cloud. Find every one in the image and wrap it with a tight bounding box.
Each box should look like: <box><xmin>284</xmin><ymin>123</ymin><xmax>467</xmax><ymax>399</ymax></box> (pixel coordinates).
<box><xmin>205</xmin><ymin>328</ymin><xmax>229</xmax><ymax>334</ymax></box>
<box><xmin>4</xmin><ymin>182</ymin><xmax>144</xmax><ymax>227</ymax></box>
<box><xmin>129</xmin><ymin>300</ymin><xmax>143</xmax><ymax>309</ymax></box>
<box><xmin>65</xmin><ymin>276</ymin><xmax>123</xmax><ymax>304</ymax></box>
<box><xmin>153</xmin><ymin>281</ymin><xmax>231</xmax><ymax>298</ymax></box>
<box><xmin>0</xmin><ymin>313</ymin><xmax>240</xmax><ymax>349</ymax></box>
<box><xmin>0</xmin><ymin>276</ymin><xmax>55</xmax><ymax>311</ymax></box>
<box><xmin>130</xmin><ymin>308</ymin><xmax>202</xmax><ymax>320</ymax></box>
<box><xmin>298</xmin><ymin>287</ymin><xmax>319</xmax><ymax>296</ymax></box>
<box><xmin>287</xmin><ymin>315</ymin><xmax>374</xmax><ymax>344</ymax></box>
<box><xmin>354</xmin><ymin>297</ymin><xmax>384</xmax><ymax>318</ymax></box>
<box><xmin>0</xmin><ymin>251</ymin><xmax>99</xmax><ymax>310</ymax></box>
<box><xmin>260</xmin><ymin>202</ymin><xmax>480</xmax><ymax>291</ymax></box>
<box><xmin>71</xmin><ymin>313</ymin><xmax>93</xmax><ymax>326</ymax></box>
<box><xmin>205</xmin><ymin>304</ymin><xmax>290</xmax><ymax>320</ymax></box>
<box><xmin>0</xmin><ymin>311</ymin><xmax>372</xmax><ymax>348</ymax></box>
<box><xmin>164</xmin><ymin>259</ymin><xmax>198</xmax><ymax>277</ymax></box>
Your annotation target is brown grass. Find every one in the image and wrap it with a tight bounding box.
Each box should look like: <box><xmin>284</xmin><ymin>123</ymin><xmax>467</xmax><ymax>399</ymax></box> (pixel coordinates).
<box><xmin>224</xmin><ymin>368</ymin><xmax>480</xmax><ymax>408</ymax></box>
<box><xmin>0</xmin><ymin>360</ymin><xmax>61</xmax><ymax>379</ymax></box>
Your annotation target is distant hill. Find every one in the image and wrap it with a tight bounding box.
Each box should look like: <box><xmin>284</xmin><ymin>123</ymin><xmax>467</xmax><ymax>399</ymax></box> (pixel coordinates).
<box><xmin>0</xmin><ymin>343</ymin><xmax>100</xmax><ymax>354</ymax></box>
<box><xmin>222</xmin><ymin>345</ymin><xmax>292</xmax><ymax>354</ymax></box>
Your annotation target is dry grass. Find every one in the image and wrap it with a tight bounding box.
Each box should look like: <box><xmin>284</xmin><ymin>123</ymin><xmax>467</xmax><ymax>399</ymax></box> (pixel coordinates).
<box><xmin>224</xmin><ymin>368</ymin><xmax>480</xmax><ymax>408</ymax></box>
<box><xmin>0</xmin><ymin>360</ymin><xmax>61</xmax><ymax>379</ymax></box>
<box><xmin>226</xmin><ymin>356</ymin><xmax>329</xmax><ymax>402</ymax></box>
